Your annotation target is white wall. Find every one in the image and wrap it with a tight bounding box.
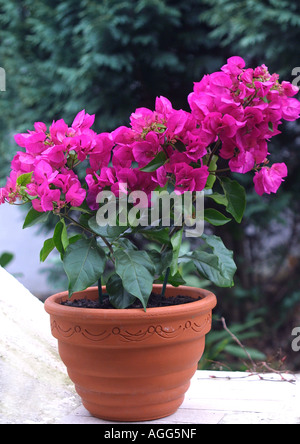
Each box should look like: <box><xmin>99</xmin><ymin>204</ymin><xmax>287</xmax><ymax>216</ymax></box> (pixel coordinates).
<box><xmin>0</xmin><ymin>203</ymin><xmax>58</xmax><ymax>298</ymax></box>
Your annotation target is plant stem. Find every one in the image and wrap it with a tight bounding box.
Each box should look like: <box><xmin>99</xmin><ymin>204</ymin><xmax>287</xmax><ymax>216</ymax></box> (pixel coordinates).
<box><xmin>221</xmin><ymin>317</ymin><xmax>257</xmax><ymax>372</ymax></box>
<box><xmin>161</xmin><ymin>267</ymin><xmax>170</xmax><ymax>302</ymax></box>
<box><xmin>63</xmin><ymin>213</ymin><xmax>115</xmax><ymax>259</ymax></box>
<box><xmin>207</xmin><ymin>139</ymin><xmax>221</xmax><ymax>168</ymax></box>
<box><xmin>209</xmin><ymin>167</ymin><xmax>231</xmax><ymax>174</ymax></box>
<box><xmin>98</xmin><ymin>277</ymin><xmax>103</xmax><ymax>305</ymax></box>
<box><xmin>63</xmin><ymin>213</ymin><xmax>95</xmax><ymax>236</ymax></box>
<box><xmin>160</xmin><ymin>225</ymin><xmax>182</xmax><ymax>255</ymax></box>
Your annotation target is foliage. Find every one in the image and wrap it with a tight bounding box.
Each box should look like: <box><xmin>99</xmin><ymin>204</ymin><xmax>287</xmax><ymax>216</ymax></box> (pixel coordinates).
<box><xmin>0</xmin><ymin>251</ymin><xmax>14</xmax><ymax>268</ymax></box>
<box><xmin>199</xmin><ymin>316</ymin><xmax>267</xmax><ymax>371</ymax></box>
<box><xmin>200</xmin><ymin>0</ymin><xmax>300</xmax><ymax>77</ymax></box>
<box><xmin>0</xmin><ymin>0</ymin><xmax>221</xmax><ymax>141</ymax></box>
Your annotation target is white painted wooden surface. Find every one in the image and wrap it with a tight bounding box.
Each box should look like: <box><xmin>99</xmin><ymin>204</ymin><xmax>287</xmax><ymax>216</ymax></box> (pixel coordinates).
<box><xmin>0</xmin><ymin>266</ymin><xmax>299</xmax><ymax>425</ymax></box>
<box><xmin>60</xmin><ymin>371</ymin><xmax>300</xmax><ymax>425</ymax></box>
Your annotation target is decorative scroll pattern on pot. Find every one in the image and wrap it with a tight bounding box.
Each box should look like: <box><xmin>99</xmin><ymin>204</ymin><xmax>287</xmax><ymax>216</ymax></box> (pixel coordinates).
<box><xmin>50</xmin><ymin>313</ymin><xmax>212</xmax><ymax>343</ymax></box>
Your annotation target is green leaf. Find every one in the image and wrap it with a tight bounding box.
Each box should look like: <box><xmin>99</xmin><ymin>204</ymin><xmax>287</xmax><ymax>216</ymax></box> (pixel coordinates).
<box><xmin>23</xmin><ymin>207</ymin><xmax>50</xmax><ymax>229</ymax></box>
<box><xmin>205</xmin><ymin>155</ymin><xmax>218</xmax><ymax>189</ymax></box>
<box><xmin>220</xmin><ymin>177</ymin><xmax>246</xmax><ymax>223</ymax></box>
<box><xmin>0</xmin><ymin>252</ymin><xmax>14</xmax><ymax>268</ymax></box>
<box><xmin>40</xmin><ymin>238</ymin><xmax>55</xmax><ymax>262</ymax></box>
<box><xmin>162</xmin><ymin>269</ymin><xmax>186</xmax><ymax>287</ymax></box>
<box><xmin>53</xmin><ymin>220</ymin><xmax>69</xmax><ymax>254</ymax></box>
<box><xmin>189</xmin><ymin>250</ymin><xmax>229</xmax><ymax>287</ymax></box>
<box><xmin>180</xmin><ymin>234</ymin><xmax>237</xmax><ymax>288</ymax></box>
<box><xmin>88</xmin><ymin>216</ymin><xmax>128</xmax><ymax>240</ymax></box>
<box><xmin>147</xmin><ymin>249</ymin><xmax>173</xmax><ymax>277</ymax></box>
<box><xmin>63</xmin><ymin>238</ymin><xmax>107</xmax><ymax>297</ymax></box>
<box><xmin>202</xmin><ymin>234</ymin><xmax>237</xmax><ymax>286</ymax></box>
<box><xmin>224</xmin><ymin>344</ymin><xmax>266</xmax><ymax>361</ymax></box>
<box><xmin>170</xmin><ymin>228</ymin><xmax>184</xmax><ymax>276</ymax></box>
<box><xmin>114</xmin><ymin>249</ymin><xmax>155</xmax><ymax>310</ymax></box>
<box><xmin>204</xmin><ymin>208</ymin><xmax>232</xmax><ymax>226</ymax></box>
<box><xmin>70</xmin><ymin>205</ymin><xmax>93</xmax><ymax>215</ymax></box>
<box><xmin>140</xmin><ymin>151</ymin><xmax>167</xmax><ymax>172</ymax></box>
<box><xmin>106</xmin><ymin>274</ymin><xmax>136</xmax><ymax>309</ymax></box>
<box><xmin>16</xmin><ymin>172</ymin><xmax>33</xmax><ymax>187</ymax></box>
<box><xmin>137</xmin><ymin>227</ymin><xmax>171</xmax><ymax>245</ymax></box>
<box><xmin>206</xmin><ymin>192</ymin><xmax>228</xmax><ymax>207</ymax></box>
<box><xmin>68</xmin><ymin>234</ymin><xmax>83</xmax><ymax>245</ymax></box>
<box><xmin>114</xmin><ymin>237</ymin><xmax>137</xmax><ymax>251</ymax></box>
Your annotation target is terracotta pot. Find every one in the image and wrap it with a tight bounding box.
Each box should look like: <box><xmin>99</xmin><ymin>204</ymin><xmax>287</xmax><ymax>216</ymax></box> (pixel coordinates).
<box><xmin>44</xmin><ymin>285</ymin><xmax>216</xmax><ymax>422</ymax></box>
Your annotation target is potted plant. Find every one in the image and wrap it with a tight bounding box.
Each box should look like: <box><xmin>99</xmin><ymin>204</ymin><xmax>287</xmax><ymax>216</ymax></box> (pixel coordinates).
<box><xmin>1</xmin><ymin>56</ymin><xmax>299</xmax><ymax>422</ymax></box>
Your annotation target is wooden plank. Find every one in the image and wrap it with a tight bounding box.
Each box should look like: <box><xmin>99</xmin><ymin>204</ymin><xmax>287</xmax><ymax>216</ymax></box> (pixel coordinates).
<box><xmin>60</xmin><ymin>371</ymin><xmax>300</xmax><ymax>425</ymax></box>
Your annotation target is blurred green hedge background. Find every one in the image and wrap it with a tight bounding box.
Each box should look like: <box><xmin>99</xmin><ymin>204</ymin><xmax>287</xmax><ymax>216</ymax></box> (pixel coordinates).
<box><xmin>1</xmin><ymin>0</ymin><xmax>300</xmax><ymax>371</ymax></box>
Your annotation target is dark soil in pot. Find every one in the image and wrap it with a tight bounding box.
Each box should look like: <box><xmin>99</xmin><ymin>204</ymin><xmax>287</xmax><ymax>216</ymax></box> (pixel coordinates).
<box><xmin>61</xmin><ymin>292</ymin><xmax>200</xmax><ymax>309</ymax></box>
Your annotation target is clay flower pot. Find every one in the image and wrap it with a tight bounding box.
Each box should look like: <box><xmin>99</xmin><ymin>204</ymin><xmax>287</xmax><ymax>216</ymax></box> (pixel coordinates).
<box><xmin>44</xmin><ymin>284</ymin><xmax>216</xmax><ymax>422</ymax></box>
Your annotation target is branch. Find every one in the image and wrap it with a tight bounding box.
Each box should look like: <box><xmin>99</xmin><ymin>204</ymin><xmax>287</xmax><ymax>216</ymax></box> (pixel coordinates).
<box><xmin>221</xmin><ymin>317</ymin><xmax>257</xmax><ymax>372</ymax></box>
<box><xmin>62</xmin><ymin>213</ymin><xmax>115</xmax><ymax>259</ymax></box>
<box><xmin>220</xmin><ymin>317</ymin><xmax>296</xmax><ymax>383</ymax></box>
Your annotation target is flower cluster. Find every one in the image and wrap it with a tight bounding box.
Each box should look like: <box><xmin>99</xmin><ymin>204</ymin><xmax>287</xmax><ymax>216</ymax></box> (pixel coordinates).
<box><xmin>86</xmin><ymin>95</ymin><xmax>211</xmax><ymax>210</ymax></box>
<box><xmin>0</xmin><ymin>111</ymin><xmax>99</xmax><ymax>210</ymax></box>
<box><xmin>1</xmin><ymin>57</ymin><xmax>300</xmax><ymax>212</ymax></box>
<box><xmin>188</xmin><ymin>56</ymin><xmax>299</xmax><ymax>189</ymax></box>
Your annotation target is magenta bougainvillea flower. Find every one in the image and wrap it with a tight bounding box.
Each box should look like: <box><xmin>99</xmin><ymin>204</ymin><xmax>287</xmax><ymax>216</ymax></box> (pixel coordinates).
<box><xmin>1</xmin><ymin>57</ymin><xmax>300</xmax><ymax>213</ymax></box>
<box><xmin>253</xmin><ymin>163</ymin><xmax>288</xmax><ymax>196</ymax></box>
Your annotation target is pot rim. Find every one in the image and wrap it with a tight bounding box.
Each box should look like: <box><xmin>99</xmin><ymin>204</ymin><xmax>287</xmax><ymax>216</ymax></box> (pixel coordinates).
<box><xmin>44</xmin><ymin>285</ymin><xmax>217</xmax><ymax>322</ymax></box>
